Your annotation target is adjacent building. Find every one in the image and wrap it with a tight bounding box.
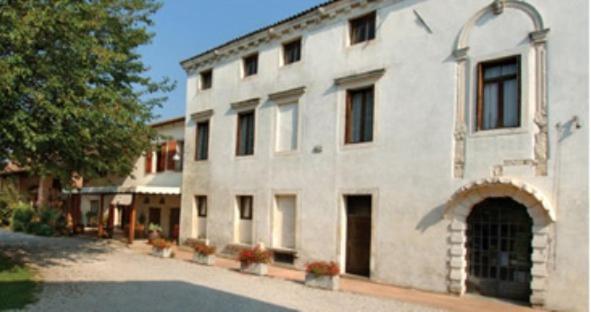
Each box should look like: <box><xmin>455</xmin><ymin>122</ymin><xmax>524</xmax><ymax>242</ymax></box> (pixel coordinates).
<box><xmin>76</xmin><ymin>117</ymin><xmax>185</xmax><ymax>241</ymax></box>
<box><xmin>178</xmin><ymin>0</ymin><xmax>588</xmax><ymax>311</ymax></box>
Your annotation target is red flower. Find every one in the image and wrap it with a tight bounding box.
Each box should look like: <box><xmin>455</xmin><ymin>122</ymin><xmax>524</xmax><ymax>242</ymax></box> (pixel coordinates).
<box><xmin>238</xmin><ymin>246</ymin><xmax>271</xmax><ymax>265</ymax></box>
<box><xmin>306</xmin><ymin>261</ymin><xmax>340</xmax><ymax>277</ymax></box>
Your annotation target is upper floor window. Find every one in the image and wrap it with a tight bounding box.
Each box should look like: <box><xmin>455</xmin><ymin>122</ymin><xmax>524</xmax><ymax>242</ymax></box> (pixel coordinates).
<box><xmin>477</xmin><ymin>56</ymin><xmax>520</xmax><ymax>131</ymax></box>
<box><xmin>350</xmin><ymin>12</ymin><xmax>376</xmax><ymax>45</ymax></box>
<box><xmin>236</xmin><ymin>110</ymin><xmax>255</xmax><ymax>156</ymax></box>
<box><xmin>243</xmin><ymin>54</ymin><xmax>258</xmax><ymax>77</ymax></box>
<box><xmin>174</xmin><ymin>140</ymin><xmax>184</xmax><ymax>171</ymax></box>
<box><xmin>195</xmin><ymin>120</ymin><xmax>210</xmax><ymax>161</ymax></box>
<box><xmin>145</xmin><ymin>149</ymin><xmax>153</xmax><ymax>174</ymax></box>
<box><xmin>345</xmin><ymin>86</ymin><xmax>374</xmax><ymax>144</ymax></box>
<box><xmin>283</xmin><ymin>39</ymin><xmax>301</xmax><ymax>65</ymax></box>
<box><xmin>200</xmin><ymin>69</ymin><xmax>212</xmax><ymax>90</ymax></box>
<box><xmin>276</xmin><ymin>102</ymin><xmax>299</xmax><ymax>152</ymax></box>
<box><xmin>156</xmin><ymin>143</ymin><xmax>167</xmax><ymax>172</ymax></box>
<box><xmin>154</xmin><ymin>140</ymin><xmax>183</xmax><ymax>172</ymax></box>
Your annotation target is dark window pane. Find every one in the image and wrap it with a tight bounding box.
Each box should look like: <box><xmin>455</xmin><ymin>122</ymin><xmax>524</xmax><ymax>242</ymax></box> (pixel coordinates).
<box><xmin>346</xmin><ymin>87</ymin><xmax>374</xmax><ymax>144</ymax></box>
<box><xmin>237</xmin><ymin>111</ymin><xmax>255</xmax><ymax>155</ymax></box>
<box><xmin>350</xmin><ymin>12</ymin><xmax>376</xmax><ymax>45</ymax></box>
<box><xmin>477</xmin><ymin>56</ymin><xmax>520</xmax><ymax>130</ymax></box>
<box><xmin>283</xmin><ymin>39</ymin><xmax>301</xmax><ymax>65</ymax></box>
<box><xmin>239</xmin><ymin>196</ymin><xmax>253</xmax><ymax>220</ymax></box>
<box><xmin>197</xmin><ymin>196</ymin><xmax>207</xmax><ymax>217</ymax></box>
<box><xmin>201</xmin><ymin>70</ymin><xmax>212</xmax><ymax>90</ymax></box>
<box><xmin>196</xmin><ymin>121</ymin><xmax>209</xmax><ymax>160</ymax></box>
<box><xmin>243</xmin><ymin>54</ymin><xmax>258</xmax><ymax>77</ymax></box>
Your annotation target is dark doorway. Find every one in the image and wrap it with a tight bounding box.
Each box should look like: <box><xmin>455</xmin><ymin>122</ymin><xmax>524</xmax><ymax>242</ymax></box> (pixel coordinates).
<box><xmin>345</xmin><ymin>195</ymin><xmax>372</xmax><ymax>277</ymax></box>
<box><xmin>120</xmin><ymin>205</ymin><xmax>130</xmax><ymax>229</ymax></box>
<box><xmin>169</xmin><ymin>208</ymin><xmax>180</xmax><ymax>242</ymax></box>
<box><xmin>466</xmin><ymin>197</ymin><xmax>533</xmax><ymax>302</ymax></box>
<box><xmin>148</xmin><ymin>208</ymin><xmax>161</xmax><ymax>226</ymax></box>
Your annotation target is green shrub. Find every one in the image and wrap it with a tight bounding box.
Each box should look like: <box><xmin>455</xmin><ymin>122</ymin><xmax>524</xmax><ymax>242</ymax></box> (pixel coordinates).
<box><xmin>0</xmin><ymin>182</ymin><xmax>27</xmax><ymax>226</ymax></box>
<box><xmin>28</xmin><ymin>222</ymin><xmax>54</xmax><ymax>237</ymax></box>
<box><xmin>11</xmin><ymin>204</ymin><xmax>34</xmax><ymax>232</ymax></box>
<box><xmin>39</xmin><ymin>208</ymin><xmax>60</xmax><ymax>228</ymax></box>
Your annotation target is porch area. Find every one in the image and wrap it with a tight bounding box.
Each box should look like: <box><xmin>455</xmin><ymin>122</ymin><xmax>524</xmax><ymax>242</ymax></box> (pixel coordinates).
<box><xmin>67</xmin><ymin>186</ymin><xmax>181</xmax><ymax>243</ymax></box>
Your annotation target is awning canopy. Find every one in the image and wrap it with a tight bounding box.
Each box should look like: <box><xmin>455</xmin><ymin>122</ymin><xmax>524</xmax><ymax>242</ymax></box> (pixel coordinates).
<box><xmin>66</xmin><ymin>185</ymin><xmax>180</xmax><ymax>195</ymax></box>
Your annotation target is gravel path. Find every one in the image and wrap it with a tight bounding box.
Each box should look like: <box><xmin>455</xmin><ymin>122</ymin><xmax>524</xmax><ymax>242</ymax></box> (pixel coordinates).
<box><xmin>0</xmin><ymin>230</ymin><xmax>441</xmax><ymax>312</ymax></box>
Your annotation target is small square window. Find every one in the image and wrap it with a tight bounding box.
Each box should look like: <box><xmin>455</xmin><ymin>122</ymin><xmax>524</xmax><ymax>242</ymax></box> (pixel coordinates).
<box><xmin>283</xmin><ymin>39</ymin><xmax>301</xmax><ymax>65</ymax></box>
<box><xmin>238</xmin><ymin>195</ymin><xmax>253</xmax><ymax>220</ymax></box>
<box><xmin>350</xmin><ymin>12</ymin><xmax>376</xmax><ymax>45</ymax></box>
<box><xmin>196</xmin><ymin>196</ymin><xmax>207</xmax><ymax>217</ymax></box>
<box><xmin>200</xmin><ymin>70</ymin><xmax>212</xmax><ymax>90</ymax></box>
<box><xmin>243</xmin><ymin>54</ymin><xmax>258</xmax><ymax>77</ymax></box>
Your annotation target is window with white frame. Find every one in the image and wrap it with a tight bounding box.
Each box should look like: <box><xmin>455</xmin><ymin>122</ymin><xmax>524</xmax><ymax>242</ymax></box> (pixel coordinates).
<box><xmin>476</xmin><ymin>56</ymin><xmax>521</xmax><ymax>131</ymax></box>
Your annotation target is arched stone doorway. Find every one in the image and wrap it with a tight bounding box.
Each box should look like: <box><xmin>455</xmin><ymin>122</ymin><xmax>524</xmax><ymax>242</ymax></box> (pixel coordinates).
<box><xmin>444</xmin><ymin>177</ymin><xmax>555</xmax><ymax>306</ymax></box>
<box><xmin>466</xmin><ymin>197</ymin><xmax>532</xmax><ymax>301</ymax></box>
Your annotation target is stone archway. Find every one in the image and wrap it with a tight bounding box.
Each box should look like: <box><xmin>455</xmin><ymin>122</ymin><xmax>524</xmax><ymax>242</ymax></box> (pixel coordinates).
<box><xmin>444</xmin><ymin>177</ymin><xmax>555</xmax><ymax>306</ymax></box>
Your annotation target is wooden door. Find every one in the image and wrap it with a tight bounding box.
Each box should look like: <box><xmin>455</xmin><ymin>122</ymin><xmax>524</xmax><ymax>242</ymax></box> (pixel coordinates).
<box><xmin>169</xmin><ymin>208</ymin><xmax>180</xmax><ymax>241</ymax></box>
<box><xmin>345</xmin><ymin>195</ymin><xmax>372</xmax><ymax>277</ymax></box>
<box><xmin>121</xmin><ymin>205</ymin><xmax>130</xmax><ymax>229</ymax></box>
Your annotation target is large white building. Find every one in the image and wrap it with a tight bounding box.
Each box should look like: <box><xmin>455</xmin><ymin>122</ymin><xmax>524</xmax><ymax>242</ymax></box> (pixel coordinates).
<box><xmin>178</xmin><ymin>0</ymin><xmax>588</xmax><ymax>310</ymax></box>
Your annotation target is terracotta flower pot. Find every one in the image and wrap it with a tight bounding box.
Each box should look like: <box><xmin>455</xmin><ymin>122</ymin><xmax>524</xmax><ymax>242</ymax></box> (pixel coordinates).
<box><xmin>148</xmin><ymin>231</ymin><xmax>161</xmax><ymax>243</ymax></box>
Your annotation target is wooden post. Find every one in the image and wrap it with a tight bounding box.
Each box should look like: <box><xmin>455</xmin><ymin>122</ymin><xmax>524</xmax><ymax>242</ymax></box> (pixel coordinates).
<box><xmin>107</xmin><ymin>204</ymin><xmax>115</xmax><ymax>236</ymax></box>
<box><xmin>128</xmin><ymin>194</ymin><xmax>137</xmax><ymax>244</ymax></box>
<box><xmin>98</xmin><ymin>194</ymin><xmax>105</xmax><ymax>238</ymax></box>
<box><xmin>67</xmin><ymin>195</ymin><xmax>75</xmax><ymax>234</ymax></box>
<box><xmin>74</xmin><ymin>194</ymin><xmax>82</xmax><ymax>234</ymax></box>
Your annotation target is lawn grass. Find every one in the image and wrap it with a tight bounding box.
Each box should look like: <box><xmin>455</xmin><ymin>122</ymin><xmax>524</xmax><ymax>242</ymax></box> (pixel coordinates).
<box><xmin>0</xmin><ymin>253</ymin><xmax>40</xmax><ymax>311</ymax></box>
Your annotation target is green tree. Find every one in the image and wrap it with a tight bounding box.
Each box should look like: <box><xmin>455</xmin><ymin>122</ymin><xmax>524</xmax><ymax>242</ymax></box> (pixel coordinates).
<box><xmin>0</xmin><ymin>0</ymin><xmax>174</xmax><ymax>206</ymax></box>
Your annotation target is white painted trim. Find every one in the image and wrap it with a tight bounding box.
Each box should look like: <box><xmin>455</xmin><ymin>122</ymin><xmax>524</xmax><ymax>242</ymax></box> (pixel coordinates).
<box><xmin>444</xmin><ymin>178</ymin><xmax>554</xmax><ymax>306</ymax></box>
<box><xmin>467</xmin><ymin>46</ymin><xmax>532</xmax><ymax>136</ymax></box>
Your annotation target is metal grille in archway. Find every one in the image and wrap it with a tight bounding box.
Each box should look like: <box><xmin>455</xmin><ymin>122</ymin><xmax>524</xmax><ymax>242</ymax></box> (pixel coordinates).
<box><xmin>466</xmin><ymin>197</ymin><xmax>533</xmax><ymax>302</ymax></box>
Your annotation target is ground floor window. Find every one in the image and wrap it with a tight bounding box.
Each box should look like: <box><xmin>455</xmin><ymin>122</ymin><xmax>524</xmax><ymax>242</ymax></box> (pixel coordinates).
<box><xmin>238</xmin><ymin>196</ymin><xmax>253</xmax><ymax>220</ymax></box>
<box><xmin>196</xmin><ymin>196</ymin><xmax>207</xmax><ymax>217</ymax></box>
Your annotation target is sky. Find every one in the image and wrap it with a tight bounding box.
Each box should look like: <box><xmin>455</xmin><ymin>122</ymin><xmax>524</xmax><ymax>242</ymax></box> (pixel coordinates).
<box><xmin>139</xmin><ymin>0</ymin><xmax>327</xmax><ymax>122</ymax></box>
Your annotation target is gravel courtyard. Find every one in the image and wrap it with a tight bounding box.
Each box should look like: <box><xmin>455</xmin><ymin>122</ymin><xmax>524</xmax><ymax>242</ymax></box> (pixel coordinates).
<box><xmin>0</xmin><ymin>230</ymin><xmax>441</xmax><ymax>312</ymax></box>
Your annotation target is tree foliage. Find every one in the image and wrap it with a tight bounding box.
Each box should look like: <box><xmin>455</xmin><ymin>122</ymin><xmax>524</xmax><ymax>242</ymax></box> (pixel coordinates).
<box><xmin>0</xmin><ymin>0</ymin><xmax>173</xmax><ymax>188</ymax></box>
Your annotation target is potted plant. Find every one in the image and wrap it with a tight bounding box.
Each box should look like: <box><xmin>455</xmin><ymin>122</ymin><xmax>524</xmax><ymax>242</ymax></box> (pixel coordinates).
<box><xmin>151</xmin><ymin>238</ymin><xmax>173</xmax><ymax>258</ymax></box>
<box><xmin>148</xmin><ymin>223</ymin><xmax>162</xmax><ymax>243</ymax></box>
<box><xmin>305</xmin><ymin>261</ymin><xmax>340</xmax><ymax>290</ymax></box>
<box><xmin>193</xmin><ymin>242</ymin><xmax>216</xmax><ymax>265</ymax></box>
<box><xmin>238</xmin><ymin>245</ymin><xmax>271</xmax><ymax>276</ymax></box>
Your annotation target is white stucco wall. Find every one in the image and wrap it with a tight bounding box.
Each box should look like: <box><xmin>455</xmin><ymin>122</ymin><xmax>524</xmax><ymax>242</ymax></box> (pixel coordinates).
<box><xmin>179</xmin><ymin>1</ymin><xmax>588</xmax><ymax>311</ymax></box>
